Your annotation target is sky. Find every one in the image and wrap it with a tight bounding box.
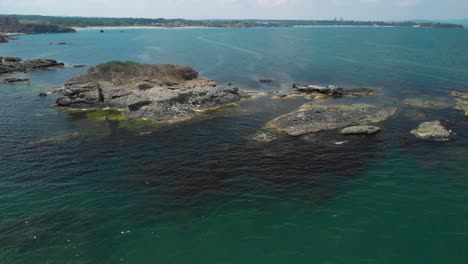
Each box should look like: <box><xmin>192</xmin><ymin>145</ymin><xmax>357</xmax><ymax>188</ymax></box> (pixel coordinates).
<box><xmin>0</xmin><ymin>0</ymin><xmax>467</xmax><ymax>21</ymax></box>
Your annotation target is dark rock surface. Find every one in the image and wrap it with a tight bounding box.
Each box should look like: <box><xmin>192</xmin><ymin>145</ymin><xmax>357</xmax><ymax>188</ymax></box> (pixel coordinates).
<box><xmin>0</xmin><ymin>34</ymin><xmax>9</xmax><ymax>43</ymax></box>
<box><xmin>293</xmin><ymin>84</ymin><xmax>376</xmax><ymax>97</ymax></box>
<box><xmin>0</xmin><ymin>57</ymin><xmax>65</xmax><ymax>74</ymax></box>
<box><xmin>259</xmin><ymin>78</ymin><xmax>273</xmax><ymax>83</ymax></box>
<box><xmin>56</xmin><ymin>62</ymin><xmax>250</xmax><ymax>122</ymax></box>
<box><xmin>1</xmin><ymin>77</ymin><xmax>29</xmax><ymax>84</ymax></box>
<box><xmin>268</xmin><ymin>103</ymin><xmax>396</xmax><ymax>136</ymax></box>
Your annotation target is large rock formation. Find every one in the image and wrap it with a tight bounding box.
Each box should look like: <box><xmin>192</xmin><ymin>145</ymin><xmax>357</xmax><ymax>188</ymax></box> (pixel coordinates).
<box><xmin>411</xmin><ymin>121</ymin><xmax>454</xmax><ymax>141</ymax></box>
<box><xmin>268</xmin><ymin>103</ymin><xmax>396</xmax><ymax>136</ymax></box>
<box><xmin>0</xmin><ymin>57</ymin><xmax>64</xmax><ymax>74</ymax></box>
<box><xmin>56</xmin><ymin>62</ymin><xmax>249</xmax><ymax>122</ymax></box>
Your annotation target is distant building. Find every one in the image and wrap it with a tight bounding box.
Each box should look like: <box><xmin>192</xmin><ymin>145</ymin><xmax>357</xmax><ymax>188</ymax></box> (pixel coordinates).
<box><xmin>0</xmin><ymin>16</ymin><xmax>19</xmax><ymax>25</ymax></box>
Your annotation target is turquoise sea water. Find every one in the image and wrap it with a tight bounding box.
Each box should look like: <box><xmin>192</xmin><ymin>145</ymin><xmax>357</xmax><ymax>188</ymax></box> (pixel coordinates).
<box><xmin>1</xmin><ymin>27</ymin><xmax>468</xmax><ymax>263</ymax></box>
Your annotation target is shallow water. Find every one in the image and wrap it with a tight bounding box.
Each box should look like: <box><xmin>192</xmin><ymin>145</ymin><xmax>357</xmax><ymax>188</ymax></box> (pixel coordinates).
<box><xmin>1</xmin><ymin>27</ymin><xmax>468</xmax><ymax>263</ymax></box>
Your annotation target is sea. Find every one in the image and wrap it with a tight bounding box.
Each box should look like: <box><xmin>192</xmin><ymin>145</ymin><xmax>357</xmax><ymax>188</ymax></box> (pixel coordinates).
<box><xmin>1</xmin><ymin>26</ymin><xmax>468</xmax><ymax>264</ymax></box>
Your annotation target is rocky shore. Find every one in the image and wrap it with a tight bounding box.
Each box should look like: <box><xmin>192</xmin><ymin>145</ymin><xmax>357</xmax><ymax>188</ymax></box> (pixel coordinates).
<box><xmin>0</xmin><ymin>57</ymin><xmax>65</xmax><ymax>74</ymax></box>
<box><xmin>55</xmin><ymin>62</ymin><xmax>250</xmax><ymax>122</ymax></box>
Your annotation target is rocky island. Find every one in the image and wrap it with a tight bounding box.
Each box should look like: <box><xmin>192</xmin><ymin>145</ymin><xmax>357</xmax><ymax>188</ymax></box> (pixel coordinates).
<box><xmin>56</xmin><ymin>62</ymin><xmax>249</xmax><ymax>122</ymax></box>
<box><xmin>0</xmin><ymin>57</ymin><xmax>65</xmax><ymax>74</ymax></box>
<box><xmin>268</xmin><ymin>103</ymin><xmax>397</xmax><ymax>136</ymax></box>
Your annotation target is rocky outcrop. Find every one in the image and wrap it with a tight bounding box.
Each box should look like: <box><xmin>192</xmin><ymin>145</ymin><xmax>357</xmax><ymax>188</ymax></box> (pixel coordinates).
<box><xmin>268</xmin><ymin>103</ymin><xmax>396</xmax><ymax>136</ymax></box>
<box><xmin>411</xmin><ymin>121</ymin><xmax>454</xmax><ymax>141</ymax></box>
<box><xmin>1</xmin><ymin>77</ymin><xmax>29</xmax><ymax>84</ymax></box>
<box><xmin>0</xmin><ymin>34</ymin><xmax>9</xmax><ymax>43</ymax></box>
<box><xmin>56</xmin><ymin>62</ymin><xmax>249</xmax><ymax>122</ymax></box>
<box><xmin>341</xmin><ymin>125</ymin><xmax>382</xmax><ymax>135</ymax></box>
<box><xmin>293</xmin><ymin>84</ymin><xmax>376</xmax><ymax>97</ymax></box>
<box><xmin>0</xmin><ymin>57</ymin><xmax>64</xmax><ymax>74</ymax></box>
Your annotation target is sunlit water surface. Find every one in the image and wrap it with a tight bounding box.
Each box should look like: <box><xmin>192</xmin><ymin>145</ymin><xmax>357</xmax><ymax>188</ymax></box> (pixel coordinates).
<box><xmin>1</xmin><ymin>27</ymin><xmax>468</xmax><ymax>263</ymax></box>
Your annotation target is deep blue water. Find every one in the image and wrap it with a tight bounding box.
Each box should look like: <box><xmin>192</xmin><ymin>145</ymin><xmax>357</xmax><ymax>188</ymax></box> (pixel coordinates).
<box><xmin>1</xmin><ymin>27</ymin><xmax>468</xmax><ymax>264</ymax></box>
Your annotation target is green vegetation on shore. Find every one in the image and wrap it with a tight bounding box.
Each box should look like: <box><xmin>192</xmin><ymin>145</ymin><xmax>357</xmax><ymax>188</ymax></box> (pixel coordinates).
<box><xmin>3</xmin><ymin>14</ymin><xmax>464</xmax><ymax>29</ymax></box>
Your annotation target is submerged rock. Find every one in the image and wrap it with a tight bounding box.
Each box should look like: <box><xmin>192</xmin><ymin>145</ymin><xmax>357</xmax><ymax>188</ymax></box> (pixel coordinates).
<box><xmin>341</xmin><ymin>125</ymin><xmax>382</xmax><ymax>135</ymax></box>
<box><xmin>403</xmin><ymin>98</ymin><xmax>452</xmax><ymax>110</ymax></box>
<box><xmin>259</xmin><ymin>78</ymin><xmax>273</xmax><ymax>83</ymax></box>
<box><xmin>450</xmin><ymin>90</ymin><xmax>468</xmax><ymax>99</ymax></box>
<box><xmin>71</xmin><ymin>64</ymin><xmax>86</xmax><ymax>68</ymax></box>
<box><xmin>454</xmin><ymin>99</ymin><xmax>468</xmax><ymax>116</ymax></box>
<box><xmin>0</xmin><ymin>57</ymin><xmax>64</xmax><ymax>74</ymax></box>
<box><xmin>56</xmin><ymin>61</ymin><xmax>249</xmax><ymax>122</ymax></box>
<box><xmin>293</xmin><ymin>84</ymin><xmax>376</xmax><ymax>97</ymax></box>
<box><xmin>39</xmin><ymin>92</ymin><xmax>48</xmax><ymax>97</ymax></box>
<box><xmin>268</xmin><ymin>103</ymin><xmax>396</xmax><ymax>136</ymax></box>
<box><xmin>253</xmin><ymin>132</ymin><xmax>277</xmax><ymax>143</ymax></box>
<box><xmin>411</xmin><ymin>121</ymin><xmax>454</xmax><ymax>141</ymax></box>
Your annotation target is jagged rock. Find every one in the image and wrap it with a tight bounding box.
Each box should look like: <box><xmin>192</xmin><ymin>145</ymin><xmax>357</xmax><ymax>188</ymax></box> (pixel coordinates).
<box><xmin>0</xmin><ymin>57</ymin><xmax>64</xmax><ymax>74</ymax></box>
<box><xmin>293</xmin><ymin>84</ymin><xmax>376</xmax><ymax>97</ymax></box>
<box><xmin>268</xmin><ymin>103</ymin><xmax>396</xmax><ymax>136</ymax></box>
<box><xmin>341</xmin><ymin>125</ymin><xmax>382</xmax><ymax>135</ymax></box>
<box><xmin>56</xmin><ymin>62</ymin><xmax>250</xmax><ymax>122</ymax></box>
<box><xmin>253</xmin><ymin>132</ymin><xmax>277</xmax><ymax>143</ymax></box>
<box><xmin>411</xmin><ymin>121</ymin><xmax>454</xmax><ymax>141</ymax></box>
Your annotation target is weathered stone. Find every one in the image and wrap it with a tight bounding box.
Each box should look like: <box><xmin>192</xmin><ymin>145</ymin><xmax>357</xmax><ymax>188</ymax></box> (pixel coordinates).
<box><xmin>293</xmin><ymin>84</ymin><xmax>376</xmax><ymax>97</ymax></box>
<box><xmin>56</xmin><ymin>62</ymin><xmax>250</xmax><ymax>122</ymax></box>
<box><xmin>0</xmin><ymin>57</ymin><xmax>64</xmax><ymax>74</ymax></box>
<box><xmin>341</xmin><ymin>125</ymin><xmax>382</xmax><ymax>135</ymax></box>
<box><xmin>410</xmin><ymin>121</ymin><xmax>454</xmax><ymax>141</ymax></box>
<box><xmin>269</xmin><ymin>103</ymin><xmax>396</xmax><ymax>136</ymax></box>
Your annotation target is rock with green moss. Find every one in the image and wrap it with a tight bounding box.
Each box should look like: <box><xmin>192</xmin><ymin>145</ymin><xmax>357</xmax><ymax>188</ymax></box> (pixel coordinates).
<box><xmin>403</xmin><ymin>98</ymin><xmax>452</xmax><ymax>110</ymax></box>
<box><xmin>268</xmin><ymin>103</ymin><xmax>397</xmax><ymax>136</ymax></box>
<box><xmin>411</xmin><ymin>121</ymin><xmax>454</xmax><ymax>141</ymax></box>
<box><xmin>341</xmin><ymin>125</ymin><xmax>381</xmax><ymax>135</ymax></box>
<box><xmin>56</xmin><ymin>62</ymin><xmax>249</xmax><ymax>122</ymax></box>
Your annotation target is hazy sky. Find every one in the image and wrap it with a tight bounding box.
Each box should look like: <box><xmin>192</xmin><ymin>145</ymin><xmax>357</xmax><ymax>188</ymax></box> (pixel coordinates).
<box><xmin>1</xmin><ymin>0</ymin><xmax>467</xmax><ymax>20</ymax></box>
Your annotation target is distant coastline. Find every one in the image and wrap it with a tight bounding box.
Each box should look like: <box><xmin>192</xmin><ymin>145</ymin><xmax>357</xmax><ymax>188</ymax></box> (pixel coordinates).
<box><xmin>3</xmin><ymin>14</ymin><xmax>464</xmax><ymax>30</ymax></box>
